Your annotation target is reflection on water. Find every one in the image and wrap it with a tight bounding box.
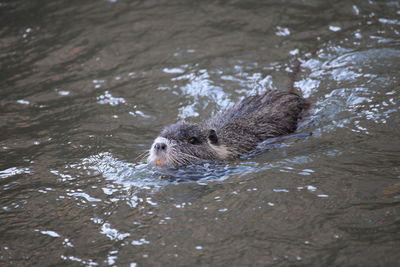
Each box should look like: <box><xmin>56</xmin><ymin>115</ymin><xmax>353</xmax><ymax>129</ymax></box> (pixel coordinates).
<box><xmin>1</xmin><ymin>0</ymin><xmax>400</xmax><ymax>266</ymax></box>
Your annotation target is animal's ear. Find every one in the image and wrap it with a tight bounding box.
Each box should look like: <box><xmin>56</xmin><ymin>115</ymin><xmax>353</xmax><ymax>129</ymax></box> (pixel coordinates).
<box><xmin>208</xmin><ymin>129</ymin><xmax>219</xmax><ymax>145</ymax></box>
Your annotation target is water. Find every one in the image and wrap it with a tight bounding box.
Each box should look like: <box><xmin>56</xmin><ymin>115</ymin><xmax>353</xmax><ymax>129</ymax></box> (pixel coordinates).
<box><xmin>1</xmin><ymin>0</ymin><xmax>400</xmax><ymax>265</ymax></box>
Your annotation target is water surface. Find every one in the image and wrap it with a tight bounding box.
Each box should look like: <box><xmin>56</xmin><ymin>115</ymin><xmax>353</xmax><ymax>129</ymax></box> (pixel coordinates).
<box><xmin>1</xmin><ymin>0</ymin><xmax>400</xmax><ymax>266</ymax></box>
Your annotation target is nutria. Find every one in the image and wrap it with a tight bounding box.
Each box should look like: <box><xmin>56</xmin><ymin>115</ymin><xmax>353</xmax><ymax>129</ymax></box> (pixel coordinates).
<box><xmin>147</xmin><ymin>90</ymin><xmax>305</xmax><ymax>167</ymax></box>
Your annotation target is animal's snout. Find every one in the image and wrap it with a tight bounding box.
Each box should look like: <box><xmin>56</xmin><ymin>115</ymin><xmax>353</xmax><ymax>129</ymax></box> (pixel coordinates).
<box><xmin>154</xmin><ymin>142</ymin><xmax>167</xmax><ymax>151</ymax></box>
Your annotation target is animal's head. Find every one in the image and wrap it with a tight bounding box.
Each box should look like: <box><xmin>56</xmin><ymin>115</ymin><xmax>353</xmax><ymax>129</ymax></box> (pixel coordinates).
<box><xmin>147</xmin><ymin>121</ymin><xmax>228</xmax><ymax>167</ymax></box>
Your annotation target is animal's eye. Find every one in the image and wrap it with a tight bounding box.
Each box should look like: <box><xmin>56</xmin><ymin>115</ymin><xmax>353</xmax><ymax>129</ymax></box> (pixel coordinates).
<box><xmin>188</xmin><ymin>136</ymin><xmax>200</xmax><ymax>145</ymax></box>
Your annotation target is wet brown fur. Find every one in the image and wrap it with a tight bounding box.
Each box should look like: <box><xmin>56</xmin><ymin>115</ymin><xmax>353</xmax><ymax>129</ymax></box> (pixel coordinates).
<box><xmin>205</xmin><ymin>91</ymin><xmax>305</xmax><ymax>158</ymax></box>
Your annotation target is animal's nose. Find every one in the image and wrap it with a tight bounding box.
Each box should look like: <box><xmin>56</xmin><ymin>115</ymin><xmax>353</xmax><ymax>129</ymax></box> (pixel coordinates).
<box><xmin>154</xmin><ymin>142</ymin><xmax>167</xmax><ymax>151</ymax></box>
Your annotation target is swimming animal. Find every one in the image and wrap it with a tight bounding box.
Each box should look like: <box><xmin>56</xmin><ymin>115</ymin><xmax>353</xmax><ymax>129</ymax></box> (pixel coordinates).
<box><xmin>147</xmin><ymin>90</ymin><xmax>305</xmax><ymax>167</ymax></box>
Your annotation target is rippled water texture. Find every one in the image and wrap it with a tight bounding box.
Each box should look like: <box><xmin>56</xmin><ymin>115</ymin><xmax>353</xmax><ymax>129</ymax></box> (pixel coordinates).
<box><xmin>1</xmin><ymin>0</ymin><xmax>400</xmax><ymax>266</ymax></box>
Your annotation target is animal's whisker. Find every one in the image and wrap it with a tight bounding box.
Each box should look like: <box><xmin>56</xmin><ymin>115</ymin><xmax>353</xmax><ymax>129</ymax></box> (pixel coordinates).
<box><xmin>136</xmin><ymin>150</ymin><xmax>150</xmax><ymax>162</ymax></box>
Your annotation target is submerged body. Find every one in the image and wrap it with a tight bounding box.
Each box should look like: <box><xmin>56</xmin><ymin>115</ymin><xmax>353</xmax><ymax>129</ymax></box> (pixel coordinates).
<box><xmin>148</xmin><ymin>90</ymin><xmax>305</xmax><ymax>167</ymax></box>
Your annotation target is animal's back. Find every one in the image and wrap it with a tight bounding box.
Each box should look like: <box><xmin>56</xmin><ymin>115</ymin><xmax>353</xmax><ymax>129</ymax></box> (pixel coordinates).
<box><xmin>205</xmin><ymin>90</ymin><xmax>305</xmax><ymax>158</ymax></box>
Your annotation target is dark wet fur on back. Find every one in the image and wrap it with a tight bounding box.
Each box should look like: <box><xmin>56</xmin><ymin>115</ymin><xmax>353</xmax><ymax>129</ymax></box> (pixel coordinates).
<box><xmin>205</xmin><ymin>91</ymin><xmax>305</xmax><ymax>158</ymax></box>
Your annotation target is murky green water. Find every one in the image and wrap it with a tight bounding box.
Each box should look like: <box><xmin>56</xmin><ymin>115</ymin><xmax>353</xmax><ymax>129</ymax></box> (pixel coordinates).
<box><xmin>1</xmin><ymin>0</ymin><xmax>400</xmax><ymax>266</ymax></box>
